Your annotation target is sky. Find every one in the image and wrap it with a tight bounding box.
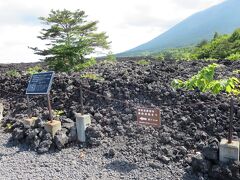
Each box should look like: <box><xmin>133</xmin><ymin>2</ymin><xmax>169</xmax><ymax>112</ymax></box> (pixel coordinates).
<box><xmin>0</xmin><ymin>0</ymin><xmax>225</xmax><ymax>63</ymax></box>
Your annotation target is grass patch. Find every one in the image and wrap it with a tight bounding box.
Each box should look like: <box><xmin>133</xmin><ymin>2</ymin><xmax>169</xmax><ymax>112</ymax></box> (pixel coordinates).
<box><xmin>136</xmin><ymin>59</ymin><xmax>150</xmax><ymax>65</ymax></box>
<box><xmin>5</xmin><ymin>70</ymin><xmax>21</xmax><ymax>77</ymax></box>
<box><xmin>26</xmin><ymin>65</ymin><xmax>44</xmax><ymax>75</ymax></box>
<box><xmin>81</xmin><ymin>73</ymin><xmax>104</xmax><ymax>81</ymax></box>
<box><xmin>74</xmin><ymin>57</ymin><xmax>97</xmax><ymax>71</ymax></box>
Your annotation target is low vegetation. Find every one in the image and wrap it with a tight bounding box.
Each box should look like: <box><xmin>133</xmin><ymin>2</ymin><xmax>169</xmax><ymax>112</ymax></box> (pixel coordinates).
<box><xmin>81</xmin><ymin>73</ymin><xmax>104</xmax><ymax>81</ymax></box>
<box><xmin>26</xmin><ymin>65</ymin><xmax>44</xmax><ymax>75</ymax></box>
<box><xmin>172</xmin><ymin>63</ymin><xmax>240</xmax><ymax>95</ymax></box>
<box><xmin>5</xmin><ymin>70</ymin><xmax>21</xmax><ymax>77</ymax></box>
<box><xmin>154</xmin><ymin>28</ymin><xmax>240</xmax><ymax>61</ymax></box>
<box><xmin>73</xmin><ymin>57</ymin><xmax>97</xmax><ymax>71</ymax></box>
<box><xmin>136</xmin><ymin>59</ymin><xmax>150</xmax><ymax>65</ymax></box>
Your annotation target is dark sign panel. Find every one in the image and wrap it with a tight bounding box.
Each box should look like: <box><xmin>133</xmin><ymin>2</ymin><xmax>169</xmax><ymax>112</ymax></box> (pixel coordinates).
<box><xmin>26</xmin><ymin>72</ymin><xmax>54</xmax><ymax>95</ymax></box>
<box><xmin>137</xmin><ymin>107</ymin><xmax>160</xmax><ymax>127</ymax></box>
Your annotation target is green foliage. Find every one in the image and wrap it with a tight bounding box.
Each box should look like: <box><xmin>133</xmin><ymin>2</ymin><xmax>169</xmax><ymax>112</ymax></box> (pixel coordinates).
<box><xmin>53</xmin><ymin>110</ymin><xmax>64</xmax><ymax>116</ymax></box>
<box><xmin>30</xmin><ymin>9</ymin><xmax>110</xmax><ymax>72</ymax></box>
<box><xmin>172</xmin><ymin>63</ymin><xmax>240</xmax><ymax>95</ymax></box>
<box><xmin>233</xmin><ymin>69</ymin><xmax>240</xmax><ymax>74</ymax></box>
<box><xmin>227</xmin><ymin>52</ymin><xmax>240</xmax><ymax>61</ymax></box>
<box><xmin>53</xmin><ymin>109</ymin><xmax>64</xmax><ymax>120</ymax></box>
<box><xmin>73</xmin><ymin>57</ymin><xmax>97</xmax><ymax>71</ymax></box>
<box><xmin>26</xmin><ymin>65</ymin><xmax>44</xmax><ymax>75</ymax></box>
<box><xmin>136</xmin><ymin>59</ymin><xmax>150</xmax><ymax>65</ymax></box>
<box><xmin>81</xmin><ymin>73</ymin><xmax>104</xmax><ymax>81</ymax></box>
<box><xmin>151</xmin><ymin>28</ymin><xmax>240</xmax><ymax>61</ymax></box>
<box><xmin>195</xmin><ymin>28</ymin><xmax>240</xmax><ymax>60</ymax></box>
<box><xmin>6</xmin><ymin>70</ymin><xmax>21</xmax><ymax>77</ymax></box>
<box><xmin>196</xmin><ymin>39</ymin><xmax>208</xmax><ymax>48</ymax></box>
<box><xmin>153</xmin><ymin>47</ymin><xmax>197</xmax><ymax>61</ymax></box>
<box><xmin>105</xmin><ymin>52</ymin><xmax>116</xmax><ymax>62</ymax></box>
<box><xmin>6</xmin><ymin>123</ymin><xmax>13</xmax><ymax>131</ymax></box>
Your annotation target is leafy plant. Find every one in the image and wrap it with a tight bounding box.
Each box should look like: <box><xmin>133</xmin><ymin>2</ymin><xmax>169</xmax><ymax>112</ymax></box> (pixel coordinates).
<box><xmin>26</xmin><ymin>65</ymin><xmax>44</xmax><ymax>75</ymax></box>
<box><xmin>172</xmin><ymin>63</ymin><xmax>240</xmax><ymax>95</ymax></box>
<box><xmin>105</xmin><ymin>52</ymin><xmax>116</xmax><ymax>62</ymax></box>
<box><xmin>136</xmin><ymin>59</ymin><xmax>150</xmax><ymax>65</ymax></box>
<box><xmin>6</xmin><ymin>70</ymin><xmax>21</xmax><ymax>77</ymax></box>
<box><xmin>81</xmin><ymin>73</ymin><xmax>104</xmax><ymax>81</ymax></box>
<box><xmin>53</xmin><ymin>110</ymin><xmax>65</xmax><ymax>120</ymax></box>
<box><xmin>233</xmin><ymin>69</ymin><xmax>240</xmax><ymax>74</ymax></box>
<box><xmin>227</xmin><ymin>52</ymin><xmax>240</xmax><ymax>61</ymax></box>
<box><xmin>6</xmin><ymin>123</ymin><xmax>13</xmax><ymax>130</ymax></box>
<box><xmin>73</xmin><ymin>57</ymin><xmax>97</xmax><ymax>71</ymax></box>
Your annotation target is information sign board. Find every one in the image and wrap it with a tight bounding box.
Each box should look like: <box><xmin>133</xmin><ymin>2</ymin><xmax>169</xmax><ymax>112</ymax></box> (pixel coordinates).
<box><xmin>26</xmin><ymin>72</ymin><xmax>54</xmax><ymax>95</ymax></box>
<box><xmin>137</xmin><ymin>107</ymin><xmax>160</xmax><ymax>127</ymax></box>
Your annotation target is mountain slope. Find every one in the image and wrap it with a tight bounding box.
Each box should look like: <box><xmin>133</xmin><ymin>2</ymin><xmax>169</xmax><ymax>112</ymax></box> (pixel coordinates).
<box><xmin>119</xmin><ymin>0</ymin><xmax>240</xmax><ymax>56</ymax></box>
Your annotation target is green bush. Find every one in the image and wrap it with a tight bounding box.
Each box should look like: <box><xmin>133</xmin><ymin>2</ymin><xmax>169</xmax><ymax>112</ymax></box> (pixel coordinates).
<box><xmin>6</xmin><ymin>70</ymin><xmax>20</xmax><ymax>77</ymax></box>
<box><xmin>136</xmin><ymin>59</ymin><xmax>150</xmax><ymax>65</ymax></box>
<box><xmin>227</xmin><ymin>52</ymin><xmax>240</xmax><ymax>61</ymax></box>
<box><xmin>26</xmin><ymin>65</ymin><xmax>43</xmax><ymax>75</ymax></box>
<box><xmin>172</xmin><ymin>63</ymin><xmax>240</xmax><ymax>95</ymax></box>
<box><xmin>74</xmin><ymin>57</ymin><xmax>97</xmax><ymax>71</ymax></box>
<box><xmin>105</xmin><ymin>52</ymin><xmax>116</xmax><ymax>62</ymax></box>
<box><xmin>81</xmin><ymin>73</ymin><xmax>104</xmax><ymax>81</ymax></box>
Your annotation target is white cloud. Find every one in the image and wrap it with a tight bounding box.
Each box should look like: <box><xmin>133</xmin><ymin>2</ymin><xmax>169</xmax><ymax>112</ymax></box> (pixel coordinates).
<box><xmin>0</xmin><ymin>0</ymin><xmax>224</xmax><ymax>63</ymax></box>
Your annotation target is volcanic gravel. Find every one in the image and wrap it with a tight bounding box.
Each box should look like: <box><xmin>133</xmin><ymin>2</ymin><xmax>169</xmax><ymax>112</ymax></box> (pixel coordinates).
<box><xmin>0</xmin><ymin>128</ymin><xmax>198</xmax><ymax>180</ymax></box>
<box><xmin>0</xmin><ymin>58</ymin><xmax>240</xmax><ymax>179</ymax></box>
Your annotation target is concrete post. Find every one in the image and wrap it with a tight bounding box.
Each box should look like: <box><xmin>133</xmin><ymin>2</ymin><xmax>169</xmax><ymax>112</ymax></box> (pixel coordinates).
<box><xmin>0</xmin><ymin>103</ymin><xmax>3</xmax><ymax>121</ymax></box>
<box><xmin>75</xmin><ymin>113</ymin><xmax>91</xmax><ymax>142</ymax></box>
<box><xmin>219</xmin><ymin>139</ymin><xmax>239</xmax><ymax>162</ymax></box>
<box><xmin>23</xmin><ymin>117</ymin><xmax>38</xmax><ymax>127</ymax></box>
<box><xmin>44</xmin><ymin>120</ymin><xmax>61</xmax><ymax>137</ymax></box>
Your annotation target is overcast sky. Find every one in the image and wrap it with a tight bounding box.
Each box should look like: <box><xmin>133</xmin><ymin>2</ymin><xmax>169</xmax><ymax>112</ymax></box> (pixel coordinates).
<box><xmin>0</xmin><ymin>0</ymin><xmax>224</xmax><ymax>63</ymax></box>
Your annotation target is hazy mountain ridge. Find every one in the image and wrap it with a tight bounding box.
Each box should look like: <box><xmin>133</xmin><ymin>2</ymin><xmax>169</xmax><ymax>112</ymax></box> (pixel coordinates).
<box><xmin>119</xmin><ymin>0</ymin><xmax>240</xmax><ymax>56</ymax></box>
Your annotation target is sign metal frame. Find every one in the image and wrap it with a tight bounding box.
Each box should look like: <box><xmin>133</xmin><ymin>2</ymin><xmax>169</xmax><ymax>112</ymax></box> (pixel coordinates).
<box><xmin>26</xmin><ymin>71</ymin><xmax>55</xmax><ymax>121</ymax></box>
<box><xmin>26</xmin><ymin>71</ymin><xmax>55</xmax><ymax>95</ymax></box>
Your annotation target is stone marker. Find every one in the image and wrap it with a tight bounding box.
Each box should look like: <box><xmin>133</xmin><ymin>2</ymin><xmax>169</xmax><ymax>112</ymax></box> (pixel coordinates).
<box><xmin>219</xmin><ymin>138</ymin><xmax>239</xmax><ymax>162</ymax></box>
<box><xmin>23</xmin><ymin>117</ymin><xmax>38</xmax><ymax>127</ymax></box>
<box><xmin>75</xmin><ymin>113</ymin><xmax>91</xmax><ymax>142</ymax></box>
<box><xmin>44</xmin><ymin>120</ymin><xmax>61</xmax><ymax>137</ymax></box>
<box><xmin>0</xmin><ymin>103</ymin><xmax>3</xmax><ymax>121</ymax></box>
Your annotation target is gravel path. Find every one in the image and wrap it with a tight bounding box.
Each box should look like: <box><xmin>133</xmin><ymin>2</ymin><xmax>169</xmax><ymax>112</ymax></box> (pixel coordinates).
<box><xmin>0</xmin><ymin>128</ymin><xmax>198</xmax><ymax>180</ymax></box>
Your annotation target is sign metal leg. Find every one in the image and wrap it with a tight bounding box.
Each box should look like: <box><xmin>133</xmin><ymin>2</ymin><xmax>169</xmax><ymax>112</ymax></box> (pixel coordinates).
<box><xmin>47</xmin><ymin>93</ymin><xmax>53</xmax><ymax>122</ymax></box>
<box><xmin>27</xmin><ymin>95</ymin><xmax>32</xmax><ymax>118</ymax></box>
<box><xmin>228</xmin><ymin>97</ymin><xmax>234</xmax><ymax>144</ymax></box>
<box><xmin>80</xmin><ymin>83</ymin><xmax>84</xmax><ymax>115</ymax></box>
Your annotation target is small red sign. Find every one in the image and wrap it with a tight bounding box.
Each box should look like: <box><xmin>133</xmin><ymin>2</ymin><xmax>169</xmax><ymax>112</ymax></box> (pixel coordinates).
<box><xmin>137</xmin><ymin>107</ymin><xmax>160</xmax><ymax>127</ymax></box>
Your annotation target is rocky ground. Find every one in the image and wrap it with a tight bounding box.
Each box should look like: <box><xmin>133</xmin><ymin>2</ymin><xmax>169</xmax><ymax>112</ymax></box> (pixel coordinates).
<box><xmin>0</xmin><ymin>58</ymin><xmax>240</xmax><ymax>179</ymax></box>
<box><xmin>0</xmin><ymin>128</ymin><xmax>197</xmax><ymax>179</ymax></box>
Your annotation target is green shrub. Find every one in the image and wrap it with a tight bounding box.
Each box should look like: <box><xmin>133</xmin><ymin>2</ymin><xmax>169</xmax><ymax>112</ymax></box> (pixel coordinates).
<box><xmin>227</xmin><ymin>52</ymin><xmax>240</xmax><ymax>61</ymax></box>
<box><xmin>6</xmin><ymin>70</ymin><xmax>20</xmax><ymax>77</ymax></box>
<box><xmin>74</xmin><ymin>57</ymin><xmax>97</xmax><ymax>71</ymax></box>
<box><xmin>172</xmin><ymin>63</ymin><xmax>240</xmax><ymax>95</ymax></box>
<box><xmin>26</xmin><ymin>65</ymin><xmax>43</xmax><ymax>75</ymax></box>
<box><xmin>233</xmin><ymin>69</ymin><xmax>240</xmax><ymax>74</ymax></box>
<box><xmin>136</xmin><ymin>59</ymin><xmax>150</xmax><ymax>65</ymax></box>
<box><xmin>105</xmin><ymin>52</ymin><xmax>116</xmax><ymax>62</ymax></box>
<box><xmin>81</xmin><ymin>73</ymin><xmax>104</xmax><ymax>81</ymax></box>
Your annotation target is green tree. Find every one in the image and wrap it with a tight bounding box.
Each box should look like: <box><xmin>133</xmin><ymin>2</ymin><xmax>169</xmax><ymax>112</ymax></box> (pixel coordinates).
<box><xmin>213</xmin><ymin>32</ymin><xmax>219</xmax><ymax>39</ymax></box>
<box><xmin>196</xmin><ymin>39</ymin><xmax>208</xmax><ymax>48</ymax></box>
<box><xmin>30</xmin><ymin>9</ymin><xmax>110</xmax><ymax>71</ymax></box>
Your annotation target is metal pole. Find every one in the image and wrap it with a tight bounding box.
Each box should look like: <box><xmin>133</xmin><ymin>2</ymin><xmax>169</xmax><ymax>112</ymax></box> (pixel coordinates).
<box><xmin>27</xmin><ymin>95</ymin><xmax>32</xmax><ymax>118</ymax></box>
<box><xmin>47</xmin><ymin>93</ymin><xmax>53</xmax><ymax>122</ymax></box>
<box><xmin>228</xmin><ymin>97</ymin><xmax>234</xmax><ymax>144</ymax></box>
<box><xmin>80</xmin><ymin>83</ymin><xmax>84</xmax><ymax>115</ymax></box>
